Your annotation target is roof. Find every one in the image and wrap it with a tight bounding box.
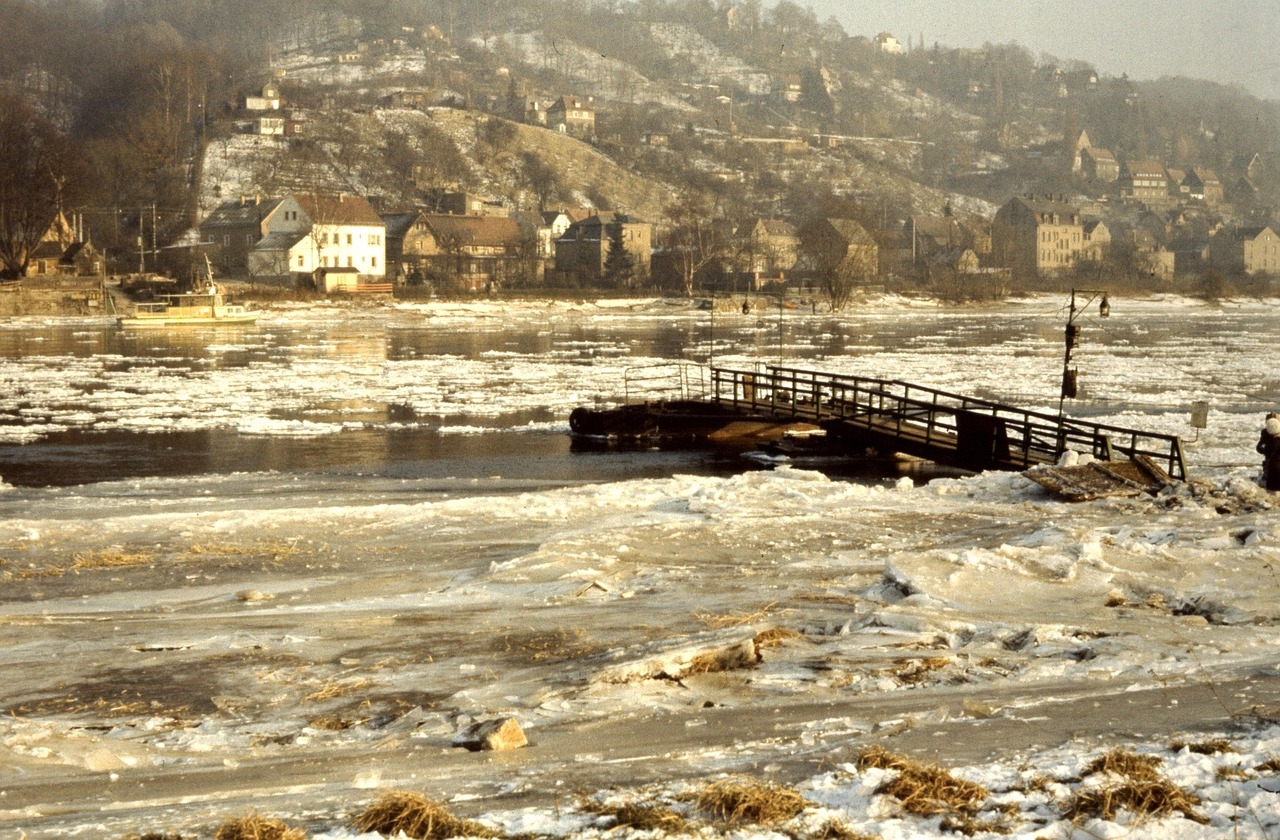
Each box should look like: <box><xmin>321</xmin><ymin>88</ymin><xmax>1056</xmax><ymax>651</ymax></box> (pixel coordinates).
<box><xmin>568</xmin><ymin>212</ymin><xmax>647</xmax><ymax>232</ymax></box>
<box><xmin>1232</xmin><ymin>224</ymin><xmax>1280</xmax><ymax>241</ymax></box>
<box><xmin>909</xmin><ymin>215</ymin><xmax>962</xmax><ymax>239</ymax></box>
<box><xmin>1082</xmin><ymin>146</ymin><xmax>1116</xmax><ymax>162</ymax></box>
<box><xmin>1006</xmin><ymin>195</ymin><xmax>1081</xmax><ymax>217</ymax></box>
<box><xmin>552</xmin><ymin>95</ymin><xmax>593</xmax><ymax>112</ymax></box>
<box><xmin>754</xmin><ymin>219</ymin><xmax>797</xmax><ymax>237</ymax></box>
<box><xmin>825</xmin><ymin>218</ymin><xmax>875</xmax><ymax>245</ymax></box>
<box><xmin>380</xmin><ymin>211</ymin><xmax>420</xmax><ymax>239</ymax></box>
<box><xmin>1125</xmin><ymin>161</ymin><xmax>1168</xmax><ymax>178</ymax></box>
<box><xmin>253</xmin><ymin>231</ymin><xmax>308</xmax><ymax>251</ymax></box>
<box><xmin>418</xmin><ymin>214</ymin><xmax>523</xmax><ymax>248</ymax></box>
<box><xmin>200</xmin><ymin>198</ymin><xmax>284</xmax><ymax>228</ymax></box>
<box><xmin>291</xmin><ymin>193</ymin><xmax>384</xmax><ymax>227</ymax></box>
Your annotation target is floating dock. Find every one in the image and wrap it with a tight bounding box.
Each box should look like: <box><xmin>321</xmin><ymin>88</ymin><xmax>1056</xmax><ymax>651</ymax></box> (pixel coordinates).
<box><xmin>569</xmin><ymin>365</ymin><xmax>1188</xmax><ymax>480</ymax></box>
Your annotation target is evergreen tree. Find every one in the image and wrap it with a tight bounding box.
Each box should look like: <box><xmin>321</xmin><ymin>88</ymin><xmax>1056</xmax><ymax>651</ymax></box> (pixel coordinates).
<box><xmin>602</xmin><ymin>219</ymin><xmax>635</xmax><ymax>288</ymax></box>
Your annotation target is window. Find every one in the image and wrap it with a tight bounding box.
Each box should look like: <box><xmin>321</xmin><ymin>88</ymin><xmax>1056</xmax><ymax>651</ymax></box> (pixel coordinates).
<box><xmin>347</xmin><ymin>233</ymin><xmax>353</xmax><ymax>245</ymax></box>
<box><xmin>245</xmin><ymin>234</ymin><xmax>253</xmax><ymax>244</ymax></box>
<box><xmin>297</xmin><ymin>255</ymin><xmax>304</xmax><ymax>267</ymax></box>
<box><xmin>372</xmin><ymin>256</ymin><xmax>377</xmax><ymax>268</ymax></box>
<box><xmin>223</xmin><ymin>235</ymin><xmax>231</xmax><ymax>246</ymax></box>
<box><xmin>320</xmin><ymin>233</ymin><xmax>327</xmax><ymax>245</ymax></box>
<box><xmin>347</xmin><ymin>256</ymin><xmax>353</xmax><ymax>267</ymax></box>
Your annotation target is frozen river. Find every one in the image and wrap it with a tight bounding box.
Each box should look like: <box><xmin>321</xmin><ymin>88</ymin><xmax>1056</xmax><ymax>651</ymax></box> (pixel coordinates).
<box><xmin>3</xmin><ymin>294</ymin><xmax>1280</xmax><ymax>839</ymax></box>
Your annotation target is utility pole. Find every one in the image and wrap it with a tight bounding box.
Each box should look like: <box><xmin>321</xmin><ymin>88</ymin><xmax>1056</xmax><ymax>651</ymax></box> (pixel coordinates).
<box><xmin>1058</xmin><ymin>287</ymin><xmax>1110</xmax><ymax>415</ymax></box>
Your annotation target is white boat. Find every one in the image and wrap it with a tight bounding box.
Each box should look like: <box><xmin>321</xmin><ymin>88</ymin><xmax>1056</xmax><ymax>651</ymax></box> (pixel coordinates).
<box><xmin>117</xmin><ymin>285</ymin><xmax>260</xmax><ymax>328</ymax></box>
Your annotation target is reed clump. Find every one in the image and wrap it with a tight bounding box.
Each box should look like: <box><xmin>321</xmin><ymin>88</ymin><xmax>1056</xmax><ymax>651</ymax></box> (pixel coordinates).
<box><xmin>352</xmin><ymin>791</ymin><xmax>498</xmax><ymax>839</ymax></box>
<box><xmin>213</xmin><ymin>813</ymin><xmax>306</xmax><ymax>840</ymax></box>
<box><xmin>691</xmin><ymin>777</ymin><xmax>811</xmax><ymax>825</ymax></box>
<box><xmin>1065</xmin><ymin>748</ymin><xmax>1206</xmax><ymax>824</ymax></box>
<box><xmin>856</xmin><ymin>745</ymin><xmax>988</xmax><ymax>817</ymax></box>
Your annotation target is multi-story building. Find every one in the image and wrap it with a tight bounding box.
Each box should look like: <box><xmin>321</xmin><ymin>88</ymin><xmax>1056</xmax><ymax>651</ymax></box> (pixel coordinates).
<box><xmin>199</xmin><ymin>196</ymin><xmax>284</xmax><ymax>275</ymax></box>
<box><xmin>247</xmin><ymin>193</ymin><xmax>385</xmax><ymax>281</ymax></box>
<box><xmin>554</xmin><ymin>213</ymin><xmax>651</xmax><ymax>284</ymax></box>
<box><xmin>1183</xmin><ymin>168</ymin><xmax>1224</xmax><ymax>205</ymax></box>
<box><xmin>1209</xmin><ymin>224</ymin><xmax>1280</xmax><ymax>275</ymax></box>
<box><xmin>1079</xmin><ymin>147</ymin><xmax>1119</xmax><ymax>183</ymax></box>
<box><xmin>992</xmin><ymin>195</ymin><xmax>1101</xmax><ymax>275</ymax></box>
<box><xmin>547</xmin><ymin>95</ymin><xmax>595</xmax><ymax>138</ymax></box>
<box><xmin>1120</xmin><ymin>161</ymin><xmax>1170</xmax><ymax>203</ymax></box>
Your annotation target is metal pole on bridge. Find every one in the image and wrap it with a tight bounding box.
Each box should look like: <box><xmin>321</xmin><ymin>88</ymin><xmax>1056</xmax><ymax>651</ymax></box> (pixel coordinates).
<box><xmin>1059</xmin><ymin>287</ymin><xmax>1110</xmax><ymax>416</ymax></box>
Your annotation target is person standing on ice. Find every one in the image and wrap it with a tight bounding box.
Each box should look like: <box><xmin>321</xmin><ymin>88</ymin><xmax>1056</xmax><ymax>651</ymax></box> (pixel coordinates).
<box><xmin>1257</xmin><ymin>412</ymin><xmax>1280</xmax><ymax>491</ymax></box>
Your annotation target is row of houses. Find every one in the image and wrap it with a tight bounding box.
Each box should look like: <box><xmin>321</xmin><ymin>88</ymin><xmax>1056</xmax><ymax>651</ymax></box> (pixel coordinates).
<box><xmin>197</xmin><ymin>193</ymin><xmax>654</xmax><ymax>290</ymax></box>
<box><xmin>1071</xmin><ymin>131</ymin><xmax>1264</xmax><ymax>208</ymax></box>
<box><xmin>195</xmin><ymin>185</ymin><xmax>1280</xmax><ymax>294</ymax></box>
<box><xmin>988</xmin><ymin>194</ymin><xmax>1280</xmax><ymax>279</ymax></box>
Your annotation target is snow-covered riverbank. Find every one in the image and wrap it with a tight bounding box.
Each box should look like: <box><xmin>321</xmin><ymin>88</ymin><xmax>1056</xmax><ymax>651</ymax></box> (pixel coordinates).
<box><xmin>2</xmin><ymin>296</ymin><xmax>1279</xmax><ymax>838</ymax></box>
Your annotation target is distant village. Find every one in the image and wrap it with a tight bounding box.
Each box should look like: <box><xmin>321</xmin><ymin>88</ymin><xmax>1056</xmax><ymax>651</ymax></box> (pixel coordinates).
<box><xmin>8</xmin><ymin>13</ymin><xmax>1280</xmax><ymax>310</ymax></box>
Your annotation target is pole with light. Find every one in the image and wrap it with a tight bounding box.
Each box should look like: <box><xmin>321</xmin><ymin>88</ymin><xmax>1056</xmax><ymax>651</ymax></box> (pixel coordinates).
<box><xmin>1059</xmin><ymin>287</ymin><xmax>1110</xmax><ymax>415</ymax></box>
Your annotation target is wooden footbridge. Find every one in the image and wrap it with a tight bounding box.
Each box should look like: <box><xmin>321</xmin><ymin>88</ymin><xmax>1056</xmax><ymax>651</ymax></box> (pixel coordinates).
<box><xmin>569</xmin><ymin>364</ymin><xmax>1188</xmax><ymax>480</ymax></box>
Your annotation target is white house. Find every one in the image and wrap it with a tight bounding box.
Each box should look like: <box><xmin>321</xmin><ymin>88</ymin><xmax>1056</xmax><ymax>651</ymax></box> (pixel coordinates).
<box><xmin>248</xmin><ymin>193</ymin><xmax>386</xmax><ymax>280</ymax></box>
<box><xmin>875</xmin><ymin>32</ymin><xmax>904</xmax><ymax>54</ymax></box>
<box><xmin>245</xmin><ymin>82</ymin><xmax>282</xmax><ymax>111</ymax></box>
<box><xmin>255</xmin><ymin>116</ymin><xmax>285</xmax><ymax>136</ymax></box>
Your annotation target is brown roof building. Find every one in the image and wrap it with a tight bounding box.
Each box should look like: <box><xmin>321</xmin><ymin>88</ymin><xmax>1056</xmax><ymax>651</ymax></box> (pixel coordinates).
<box><xmin>992</xmin><ymin>195</ymin><xmax>1101</xmax><ymax>276</ymax></box>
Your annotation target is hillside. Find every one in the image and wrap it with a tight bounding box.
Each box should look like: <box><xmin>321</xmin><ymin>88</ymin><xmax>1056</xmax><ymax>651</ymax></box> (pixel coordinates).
<box><xmin>200</xmin><ymin>108</ymin><xmax>679</xmax><ymax>222</ymax></box>
<box><xmin>3</xmin><ymin>0</ymin><xmax>1279</xmax><ymax>264</ymax></box>
<box><xmin>192</xmin><ymin>2</ymin><xmax>1278</xmax><ymax>234</ymax></box>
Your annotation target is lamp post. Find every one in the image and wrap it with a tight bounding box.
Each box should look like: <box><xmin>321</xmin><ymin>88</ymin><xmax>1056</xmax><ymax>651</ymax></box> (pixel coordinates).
<box><xmin>1059</xmin><ymin>287</ymin><xmax>1110</xmax><ymax>415</ymax></box>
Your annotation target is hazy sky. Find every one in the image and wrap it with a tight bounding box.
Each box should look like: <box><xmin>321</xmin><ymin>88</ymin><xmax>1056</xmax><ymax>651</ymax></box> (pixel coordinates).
<box><xmin>805</xmin><ymin>0</ymin><xmax>1280</xmax><ymax>101</ymax></box>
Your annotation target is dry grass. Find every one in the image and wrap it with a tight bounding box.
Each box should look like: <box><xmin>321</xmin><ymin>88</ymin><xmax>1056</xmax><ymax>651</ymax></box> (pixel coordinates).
<box><xmin>307</xmin><ymin>713</ymin><xmax>362</xmax><ymax>731</ymax></box>
<box><xmin>184</xmin><ymin>539</ymin><xmax>305</xmax><ymax>563</ymax></box>
<box><xmin>804</xmin><ymin>819</ymin><xmax>879</xmax><ymax>840</ymax></box>
<box><xmin>1216</xmin><ymin>766</ymin><xmax>1251</xmax><ymax>781</ymax></box>
<box><xmin>352</xmin><ymin>791</ymin><xmax>498</xmax><ymax>839</ymax></box>
<box><xmin>1065</xmin><ymin>748</ymin><xmax>1206</xmax><ymax>825</ymax></box>
<box><xmin>302</xmin><ymin>677</ymin><xmax>372</xmax><ymax>703</ymax></box>
<box><xmin>856</xmin><ymin>745</ymin><xmax>988</xmax><ymax>817</ymax></box>
<box><xmin>753</xmin><ymin>626</ymin><xmax>805</xmax><ymax>649</ymax></box>
<box><xmin>5</xmin><ymin>539</ymin><xmax>308</xmax><ymax>581</ymax></box>
<box><xmin>582</xmin><ymin>799</ymin><xmax>691</xmax><ymax>833</ymax></box>
<box><xmin>939</xmin><ymin>812</ymin><xmax>1016</xmax><ymax>836</ymax></box>
<box><xmin>1255</xmin><ymin>755</ymin><xmax>1280</xmax><ymax>772</ymax></box>
<box><xmin>6</xmin><ymin>691</ymin><xmax>188</xmax><ymax>720</ymax></box>
<box><xmin>71</xmin><ymin>549</ymin><xmax>153</xmax><ymax>570</ymax></box>
<box><xmin>213</xmin><ymin>813</ymin><xmax>307</xmax><ymax>840</ymax></box>
<box><xmin>888</xmin><ymin>657</ymin><xmax>951</xmax><ymax>685</ymax></box>
<box><xmin>1171</xmin><ymin>738</ymin><xmax>1235</xmax><ymax>755</ymax></box>
<box><xmin>1065</xmin><ymin>781</ymin><xmax>1206</xmax><ymax>824</ymax></box>
<box><xmin>124</xmin><ymin>833</ymin><xmax>186</xmax><ymax>840</ymax></box>
<box><xmin>691</xmin><ymin>778</ymin><xmax>811</xmax><ymax>825</ymax></box>
<box><xmin>695</xmin><ymin>602</ymin><xmax>778</xmax><ymax>628</ymax></box>
<box><xmin>499</xmin><ymin>627</ymin><xmax>600</xmax><ymax>663</ymax></box>
<box><xmin>680</xmin><ymin>645</ymin><xmax>761</xmax><ymax>676</ymax></box>
<box><xmin>1083</xmin><ymin>749</ymin><xmax>1164</xmax><ymax>783</ymax></box>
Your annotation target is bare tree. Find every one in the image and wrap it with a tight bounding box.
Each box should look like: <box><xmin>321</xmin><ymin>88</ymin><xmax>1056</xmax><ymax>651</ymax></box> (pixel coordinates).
<box><xmin>0</xmin><ymin>94</ymin><xmax>72</xmax><ymax>278</ymax></box>
<box><xmin>823</xmin><ymin>244</ymin><xmax>876</xmax><ymax>312</ymax></box>
<box><xmin>664</xmin><ymin>195</ymin><xmax>727</xmax><ymax>297</ymax></box>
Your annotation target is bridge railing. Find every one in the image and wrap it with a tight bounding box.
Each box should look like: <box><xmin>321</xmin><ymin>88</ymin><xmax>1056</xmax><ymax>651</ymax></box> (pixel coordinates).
<box><xmin>710</xmin><ymin>365</ymin><xmax>1187</xmax><ymax>479</ymax></box>
<box><xmin>623</xmin><ymin>363</ymin><xmax>709</xmax><ymax>403</ymax></box>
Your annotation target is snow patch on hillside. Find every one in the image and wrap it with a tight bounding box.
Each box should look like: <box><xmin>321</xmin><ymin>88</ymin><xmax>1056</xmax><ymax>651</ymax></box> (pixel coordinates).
<box><xmin>646</xmin><ymin>23</ymin><xmax>772</xmax><ymax>95</ymax></box>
